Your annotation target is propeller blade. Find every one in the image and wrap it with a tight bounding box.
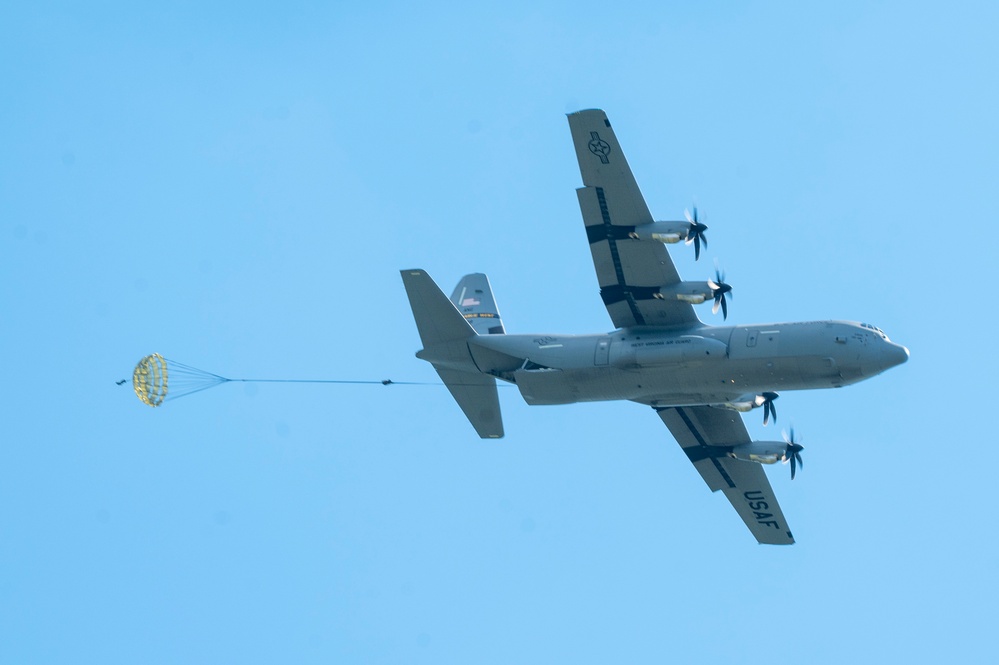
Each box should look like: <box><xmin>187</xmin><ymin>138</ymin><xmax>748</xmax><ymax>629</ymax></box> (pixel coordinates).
<box><xmin>761</xmin><ymin>392</ymin><xmax>778</xmax><ymax>426</ymax></box>
<box><xmin>707</xmin><ymin>266</ymin><xmax>731</xmax><ymax>318</ymax></box>
<box><xmin>683</xmin><ymin>207</ymin><xmax>707</xmax><ymax>260</ymax></box>
<box><xmin>781</xmin><ymin>427</ymin><xmax>804</xmax><ymax>479</ymax></box>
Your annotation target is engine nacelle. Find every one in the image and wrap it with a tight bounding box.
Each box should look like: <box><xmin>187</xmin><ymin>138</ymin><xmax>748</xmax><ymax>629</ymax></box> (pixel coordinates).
<box><xmin>728</xmin><ymin>441</ymin><xmax>787</xmax><ymax>465</ymax></box>
<box><xmin>653</xmin><ymin>281</ymin><xmax>714</xmax><ymax>304</ymax></box>
<box><xmin>711</xmin><ymin>393</ymin><xmax>766</xmax><ymax>413</ymax></box>
<box><xmin>629</xmin><ymin>221</ymin><xmax>690</xmax><ymax>244</ymax></box>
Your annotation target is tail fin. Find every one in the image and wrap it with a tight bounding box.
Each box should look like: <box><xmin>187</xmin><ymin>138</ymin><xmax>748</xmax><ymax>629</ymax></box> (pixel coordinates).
<box><xmin>400</xmin><ymin>269</ymin><xmax>504</xmax><ymax>439</ymax></box>
<box><xmin>449</xmin><ymin>273</ymin><xmax>506</xmax><ymax>335</ymax></box>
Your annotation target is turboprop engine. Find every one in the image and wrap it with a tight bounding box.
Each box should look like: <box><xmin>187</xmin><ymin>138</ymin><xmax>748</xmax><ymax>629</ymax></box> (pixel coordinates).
<box><xmin>712</xmin><ymin>391</ymin><xmax>779</xmax><ymax>425</ymax></box>
<box><xmin>728</xmin><ymin>430</ymin><xmax>805</xmax><ymax>479</ymax></box>
<box><xmin>629</xmin><ymin>221</ymin><xmax>691</xmax><ymax>244</ymax></box>
<box><xmin>727</xmin><ymin>441</ymin><xmax>787</xmax><ymax>465</ymax></box>
<box><xmin>653</xmin><ymin>281</ymin><xmax>715</xmax><ymax>304</ymax></box>
<box><xmin>630</xmin><ymin>208</ymin><xmax>709</xmax><ymax>260</ymax></box>
<box><xmin>643</xmin><ymin>274</ymin><xmax>734</xmax><ymax>320</ymax></box>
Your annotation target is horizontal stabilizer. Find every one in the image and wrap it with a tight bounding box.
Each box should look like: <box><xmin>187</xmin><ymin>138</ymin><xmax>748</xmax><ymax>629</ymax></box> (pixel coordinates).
<box><xmin>401</xmin><ymin>269</ymin><xmax>476</xmax><ymax>347</ymax></box>
<box><xmin>435</xmin><ymin>366</ymin><xmax>504</xmax><ymax>439</ymax></box>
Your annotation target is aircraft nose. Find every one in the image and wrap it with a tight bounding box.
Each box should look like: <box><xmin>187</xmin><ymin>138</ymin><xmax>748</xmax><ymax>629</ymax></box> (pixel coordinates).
<box><xmin>883</xmin><ymin>342</ymin><xmax>909</xmax><ymax>370</ymax></box>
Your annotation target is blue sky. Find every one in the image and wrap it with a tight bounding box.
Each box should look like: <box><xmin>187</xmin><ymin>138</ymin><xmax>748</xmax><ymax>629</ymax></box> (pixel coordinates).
<box><xmin>3</xmin><ymin>1</ymin><xmax>997</xmax><ymax>663</ymax></box>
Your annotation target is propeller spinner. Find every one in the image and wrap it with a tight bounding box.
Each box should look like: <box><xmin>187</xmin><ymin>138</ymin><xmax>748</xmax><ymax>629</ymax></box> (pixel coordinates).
<box><xmin>782</xmin><ymin>428</ymin><xmax>804</xmax><ymax>480</ymax></box>
<box><xmin>683</xmin><ymin>207</ymin><xmax>708</xmax><ymax>260</ymax></box>
<box><xmin>707</xmin><ymin>268</ymin><xmax>733</xmax><ymax>319</ymax></box>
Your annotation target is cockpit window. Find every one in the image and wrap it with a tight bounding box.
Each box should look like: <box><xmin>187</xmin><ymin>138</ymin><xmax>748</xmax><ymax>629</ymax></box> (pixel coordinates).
<box><xmin>860</xmin><ymin>323</ymin><xmax>888</xmax><ymax>340</ymax></box>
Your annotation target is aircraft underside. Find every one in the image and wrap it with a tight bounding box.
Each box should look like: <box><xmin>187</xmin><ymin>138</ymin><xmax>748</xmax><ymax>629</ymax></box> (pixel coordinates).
<box><xmin>496</xmin><ymin>358</ymin><xmax>850</xmax><ymax>407</ymax></box>
<box><xmin>466</xmin><ymin>323</ymin><xmax>887</xmax><ymax>407</ymax></box>
<box><xmin>399</xmin><ymin>109</ymin><xmax>908</xmax><ymax>544</ymax></box>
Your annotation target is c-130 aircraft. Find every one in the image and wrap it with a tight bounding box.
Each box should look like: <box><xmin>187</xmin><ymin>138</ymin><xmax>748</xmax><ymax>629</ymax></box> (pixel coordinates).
<box><xmin>401</xmin><ymin>109</ymin><xmax>908</xmax><ymax>544</ymax></box>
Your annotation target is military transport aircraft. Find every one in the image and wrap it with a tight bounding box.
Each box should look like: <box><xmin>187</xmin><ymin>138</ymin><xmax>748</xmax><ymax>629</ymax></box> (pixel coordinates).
<box><xmin>401</xmin><ymin>109</ymin><xmax>908</xmax><ymax>544</ymax></box>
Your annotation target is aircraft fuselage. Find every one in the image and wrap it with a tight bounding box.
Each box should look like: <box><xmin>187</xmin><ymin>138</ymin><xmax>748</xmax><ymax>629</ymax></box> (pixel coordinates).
<box><xmin>456</xmin><ymin>320</ymin><xmax>908</xmax><ymax>407</ymax></box>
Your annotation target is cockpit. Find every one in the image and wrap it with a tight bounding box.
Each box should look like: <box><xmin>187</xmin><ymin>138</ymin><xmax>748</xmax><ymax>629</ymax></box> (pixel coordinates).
<box><xmin>860</xmin><ymin>322</ymin><xmax>889</xmax><ymax>340</ymax></box>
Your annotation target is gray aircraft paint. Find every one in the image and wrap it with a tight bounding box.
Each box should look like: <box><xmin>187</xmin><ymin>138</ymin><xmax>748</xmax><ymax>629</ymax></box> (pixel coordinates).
<box><xmin>428</xmin><ymin>320</ymin><xmax>907</xmax><ymax>407</ymax></box>
<box><xmin>401</xmin><ymin>109</ymin><xmax>908</xmax><ymax>544</ymax></box>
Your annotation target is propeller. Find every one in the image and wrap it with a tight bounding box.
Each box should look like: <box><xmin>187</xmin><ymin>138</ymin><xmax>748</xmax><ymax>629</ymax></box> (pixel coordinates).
<box><xmin>781</xmin><ymin>427</ymin><xmax>804</xmax><ymax>480</ymax></box>
<box><xmin>760</xmin><ymin>391</ymin><xmax>778</xmax><ymax>426</ymax></box>
<box><xmin>683</xmin><ymin>207</ymin><xmax>709</xmax><ymax>261</ymax></box>
<box><xmin>707</xmin><ymin>268</ymin><xmax>733</xmax><ymax>319</ymax></box>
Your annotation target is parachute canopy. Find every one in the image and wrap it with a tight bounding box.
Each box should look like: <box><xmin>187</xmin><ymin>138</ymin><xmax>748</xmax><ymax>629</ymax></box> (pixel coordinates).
<box><xmin>132</xmin><ymin>353</ymin><xmax>229</xmax><ymax>407</ymax></box>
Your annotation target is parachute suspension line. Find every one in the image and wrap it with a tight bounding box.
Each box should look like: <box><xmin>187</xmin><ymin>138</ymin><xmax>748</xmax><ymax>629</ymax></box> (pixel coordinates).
<box><xmin>224</xmin><ymin>379</ymin><xmax>429</xmax><ymax>385</ymax></box>
<box><xmin>133</xmin><ymin>353</ymin><xmax>230</xmax><ymax>407</ymax></box>
<box><xmin>131</xmin><ymin>353</ymin><xmax>442</xmax><ymax>408</ymax></box>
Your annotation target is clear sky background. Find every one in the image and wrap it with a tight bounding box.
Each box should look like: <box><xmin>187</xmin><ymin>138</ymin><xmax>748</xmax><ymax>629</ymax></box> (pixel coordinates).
<box><xmin>3</xmin><ymin>1</ymin><xmax>997</xmax><ymax>663</ymax></box>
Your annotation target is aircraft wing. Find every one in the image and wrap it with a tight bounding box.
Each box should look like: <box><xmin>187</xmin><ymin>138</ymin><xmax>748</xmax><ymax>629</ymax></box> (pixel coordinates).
<box><xmin>567</xmin><ymin>109</ymin><xmax>699</xmax><ymax>329</ymax></box>
<box><xmin>655</xmin><ymin>406</ymin><xmax>795</xmax><ymax>545</ymax></box>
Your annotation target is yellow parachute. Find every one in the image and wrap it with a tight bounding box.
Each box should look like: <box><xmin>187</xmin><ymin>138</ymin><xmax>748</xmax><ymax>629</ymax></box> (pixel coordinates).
<box><xmin>132</xmin><ymin>353</ymin><xmax>229</xmax><ymax>407</ymax></box>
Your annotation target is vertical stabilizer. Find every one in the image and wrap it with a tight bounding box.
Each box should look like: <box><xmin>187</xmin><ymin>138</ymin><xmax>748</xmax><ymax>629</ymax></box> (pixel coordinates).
<box><xmin>450</xmin><ymin>273</ymin><xmax>506</xmax><ymax>335</ymax></box>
